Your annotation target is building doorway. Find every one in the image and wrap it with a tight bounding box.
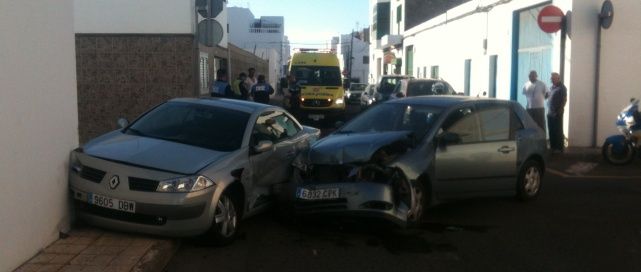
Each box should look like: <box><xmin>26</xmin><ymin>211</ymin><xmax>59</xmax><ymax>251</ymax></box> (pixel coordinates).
<box><xmin>511</xmin><ymin>3</ymin><xmax>554</xmax><ymax>107</ymax></box>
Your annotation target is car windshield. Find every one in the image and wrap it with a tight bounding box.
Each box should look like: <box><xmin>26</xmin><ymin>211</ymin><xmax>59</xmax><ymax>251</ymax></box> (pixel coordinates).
<box><xmin>125</xmin><ymin>102</ymin><xmax>250</xmax><ymax>152</ymax></box>
<box><xmin>337</xmin><ymin>103</ymin><xmax>442</xmax><ymax>138</ymax></box>
<box><xmin>350</xmin><ymin>84</ymin><xmax>367</xmax><ymax>91</ymax></box>
<box><xmin>291</xmin><ymin>66</ymin><xmax>342</xmax><ymax>86</ymax></box>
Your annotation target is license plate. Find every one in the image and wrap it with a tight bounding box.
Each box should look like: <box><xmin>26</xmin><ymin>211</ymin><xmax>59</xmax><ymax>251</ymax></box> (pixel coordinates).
<box><xmin>308</xmin><ymin>114</ymin><xmax>325</xmax><ymax>121</ymax></box>
<box><xmin>297</xmin><ymin>188</ymin><xmax>340</xmax><ymax>200</ymax></box>
<box><xmin>88</xmin><ymin>193</ymin><xmax>136</xmax><ymax>213</ymax></box>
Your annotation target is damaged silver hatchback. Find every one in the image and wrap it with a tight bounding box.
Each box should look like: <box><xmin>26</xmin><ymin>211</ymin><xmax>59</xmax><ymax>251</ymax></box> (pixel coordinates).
<box><xmin>291</xmin><ymin>96</ymin><xmax>547</xmax><ymax>226</ymax></box>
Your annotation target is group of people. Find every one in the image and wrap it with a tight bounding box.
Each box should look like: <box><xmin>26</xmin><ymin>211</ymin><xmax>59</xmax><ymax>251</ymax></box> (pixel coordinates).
<box><xmin>522</xmin><ymin>70</ymin><xmax>568</xmax><ymax>153</ymax></box>
<box><xmin>210</xmin><ymin>67</ymin><xmax>275</xmax><ymax>104</ymax></box>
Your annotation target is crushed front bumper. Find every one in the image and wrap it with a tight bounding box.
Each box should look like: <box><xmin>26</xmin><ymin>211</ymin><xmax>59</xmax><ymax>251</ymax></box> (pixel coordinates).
<box><xmin>292</xmin><ymin>181</ymin><xmax>409</xmax><ymax>226</ymax></box>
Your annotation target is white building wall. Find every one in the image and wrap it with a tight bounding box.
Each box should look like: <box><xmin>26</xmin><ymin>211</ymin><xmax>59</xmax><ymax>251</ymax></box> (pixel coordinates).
<box><xmin>369</xmin><ymin>0</ymin><xmax>390</xmax><ymax>84</ymax></box>
<box><xmin>228</xmin><ymin>8</ymin><xmax>286</xmax><ymax>76</ymax></box>
<box><xmin>254</xmin><ymin>48</ymin><xmax>280</xmax><ymax>87</ymax></box>
<box><xmin>402</xmin><ymin>0</ymin><xmax>640</xmax><ymax>147</ymax></box>
<box><xmin>74</xmin><ymin>0</ymin><xmax>193</xmax><ymax>34</ymax></box>
<box><xmin>75</xmin><ymin>0</ymin><xmax>229</xmax><ymax>47</ymax></box>
<box><xmin>404</xmin><ymin>0</ymin><xmax>567</xmax><ymax>97</ymax></box>
<box><xmin>228</xmin><ymin>7</ymin><xmax>254</xmax><ymax>44</ymax></box>
<box><xmin>338</xmin><ymin>34</ymin><xmax>370</xmax><ymax>83</ymax></box>
<box><xmin>353</xmin><ymin>40</ymin><xmax>370</xmax><ymax>83</ymax></box>
<box><xmin>0</xmin><ymin>1</ymin><xmax>79</xmax><ymax>271</ymax></box>
<box><xmin>569</xmin><ymin>0</ymin><xmax>641</xmax><ymax>146</ymax></box>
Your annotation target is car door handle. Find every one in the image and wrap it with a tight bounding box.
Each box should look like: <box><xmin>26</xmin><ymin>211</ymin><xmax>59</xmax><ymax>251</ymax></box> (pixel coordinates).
<box><xmin>497</xmin><ymin>146</ymin><xmax>515</xmax><ymax>154</ymax></box>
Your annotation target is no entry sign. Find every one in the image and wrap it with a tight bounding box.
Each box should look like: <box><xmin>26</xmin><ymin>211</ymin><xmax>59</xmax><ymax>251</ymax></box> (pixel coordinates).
<box><xmin>537</xmin><ymin>5</ymin><xmax>565</xmax><ymax>33</ymax></box>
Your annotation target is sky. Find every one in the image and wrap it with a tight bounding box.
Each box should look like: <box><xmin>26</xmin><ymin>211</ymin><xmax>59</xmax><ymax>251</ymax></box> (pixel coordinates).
<box><xmin>227</xmin><ymin>0</ymin><xmax>369</xmax><ymax>49</ymax></box>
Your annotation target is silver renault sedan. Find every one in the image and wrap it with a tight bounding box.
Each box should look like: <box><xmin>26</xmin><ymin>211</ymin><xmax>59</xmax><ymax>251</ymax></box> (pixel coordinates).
<box><xmin>69</xmin><ymin>98</ymin><xmax>319</xmax><ymax>244</ymax></box>
<box><xmin>292</xmin><ymin>96</ymin><xmax>546</xmax><ymax>226</ymax></box>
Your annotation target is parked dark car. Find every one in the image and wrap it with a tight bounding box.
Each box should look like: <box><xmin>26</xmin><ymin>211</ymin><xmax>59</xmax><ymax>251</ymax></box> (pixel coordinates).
<box><xmin>344</xmin><ymin>83</ymin><xmax>368</xmax><ymax>104</ymax></box>
<box><xmin>359</xmin><ymin>84</ymin><xmax>377</xmax><ymax>110</ymax></box>
<box><xmin>290</xmin><ymin>96</ymin><xmax>547</xmax><ymax>226</ymax></box>
<box><xmin>373</xmin><ymin>75</ymin><xmax>413</xmax><ymax>104</ymax></box>
<box><xmin>391</xmin><ymin>79</ymin><xmax>457</xmax><ymax>99</ymax></box>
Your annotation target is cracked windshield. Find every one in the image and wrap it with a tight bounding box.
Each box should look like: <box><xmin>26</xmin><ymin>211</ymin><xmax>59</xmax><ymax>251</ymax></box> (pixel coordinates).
<box><xmin>4</xmin><ymin>0</ymin><xmax>641</xmax><ymax>271</ymax></box>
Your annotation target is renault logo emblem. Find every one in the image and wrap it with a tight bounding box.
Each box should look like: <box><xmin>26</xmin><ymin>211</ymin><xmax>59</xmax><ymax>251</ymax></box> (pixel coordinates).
<box><xmin>109</xmin><ymin>175</ymin><xmax>120</xmax><ymax>189</ymax></box>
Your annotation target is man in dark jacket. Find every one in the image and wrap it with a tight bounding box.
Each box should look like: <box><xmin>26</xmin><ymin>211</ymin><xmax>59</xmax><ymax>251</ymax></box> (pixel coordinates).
<box><xmin>547</xmin><ymin>72</ymin><xmax>567</xmax><ymax>153</ymax></box>
<box><xmin>287</xmin><ymin>73</ymin><xmax>301</xmax><ymax>114</ymax></box>
<box><xmin>210</xmin><ymin>69</ymin><xmax>236</xmax><ymax>98</ymax></box>
<box><xmin>250</xmin><ymin>75</ymin><xmax>274</xmax><ymax>104</ymax></box>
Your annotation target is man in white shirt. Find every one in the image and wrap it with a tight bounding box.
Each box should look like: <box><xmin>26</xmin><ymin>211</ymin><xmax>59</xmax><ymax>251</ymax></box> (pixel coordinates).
<box><xmin>243</xmin><ymin>67</ymin><xmax>257</xmax><ymax>92</ymax></box>
<box><xmin>523</xmin><ymin>70</ymin><xmax>549</xmax><ymax>131</ymax></box>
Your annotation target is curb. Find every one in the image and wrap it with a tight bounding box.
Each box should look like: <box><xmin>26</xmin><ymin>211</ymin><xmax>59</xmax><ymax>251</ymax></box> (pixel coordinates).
<box><xmin>12</xmin><ymin>227</ymin><xmax>181</xmax><ymax>272</ymax></box>
<box><xmin>133</xmin><ymin>239</ymin><xmax>180</xmax><ymax>272</ymax></box>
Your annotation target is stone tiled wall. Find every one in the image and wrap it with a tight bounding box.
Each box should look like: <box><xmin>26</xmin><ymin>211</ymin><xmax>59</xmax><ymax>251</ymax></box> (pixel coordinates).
<box><xmin>75</xmin><ymin>34</ymin><xmax>196</xmax><ymax>143</ymax></box>
<box><xmin>227</xmin><ymin>43</ymin><xmax>269</xmax><ymax>83</ymax></box>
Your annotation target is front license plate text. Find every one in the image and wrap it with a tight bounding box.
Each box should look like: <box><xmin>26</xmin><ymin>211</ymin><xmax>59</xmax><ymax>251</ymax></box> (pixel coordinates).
<box><xmin>88</xmin><ymin>193</ymin><xmax>136</xmax><ymax>213</ymax></box>
<box><xmin>297</xmin><ymin>188</ymin><xmax>340</xmax><ymax>200</ymax></box>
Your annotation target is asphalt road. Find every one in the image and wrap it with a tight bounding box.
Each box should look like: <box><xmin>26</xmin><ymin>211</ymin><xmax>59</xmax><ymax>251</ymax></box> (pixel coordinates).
<box><xmin>165</xmin><ymin>103</ymin><xmax>641</xmax><ymax>272</ymax></box>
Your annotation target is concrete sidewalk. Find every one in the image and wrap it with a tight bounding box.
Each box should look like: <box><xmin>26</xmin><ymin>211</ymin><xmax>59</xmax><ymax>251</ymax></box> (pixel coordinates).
<box><xmin>14</xmin><ymin>226</ymin><xmax>178</xmax><ymax>272</ymax></box>
<box><xmin>546</xmin><ymin>147</ymin><xmax>641</xmax><ymax>178</ymax></box>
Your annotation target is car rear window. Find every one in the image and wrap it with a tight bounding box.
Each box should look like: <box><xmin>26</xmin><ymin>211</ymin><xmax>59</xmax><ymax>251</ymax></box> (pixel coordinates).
<box><xmin>407</xmin><ymin>81</ymin><xmax>436</xmax><ymax>96</ymax></box>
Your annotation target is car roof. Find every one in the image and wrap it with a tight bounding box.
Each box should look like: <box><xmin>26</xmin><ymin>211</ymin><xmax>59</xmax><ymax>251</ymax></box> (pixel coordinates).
<box><xmin>381</xmin><ymin>75</ymin><xmax>412</xmax><ymax>79</ymax></box>
<box><xmin>388</xmin><ymin>95</ymin><xmax>514</xmax><ymax>108</ymax></box>
<box><xmin>407</xmin><ymin>79</ymin><xmax>446</xmax><ymax>83</ymax></box>
<box><xmin>169</xmin><ymin>97</ymin><xmax>276</xmax><ymax>113</ymax></box>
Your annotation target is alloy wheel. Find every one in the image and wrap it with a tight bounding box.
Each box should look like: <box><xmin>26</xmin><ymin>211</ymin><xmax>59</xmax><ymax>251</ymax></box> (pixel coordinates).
<box><xmin>214</xmin><ymin>195</ymin><xmax>237</xmax><ymax>238</ymax></box>
<box><xmin>523</xmin><ymin>166</ymin><xmax>541</xmax><ymax>196</ymax></box>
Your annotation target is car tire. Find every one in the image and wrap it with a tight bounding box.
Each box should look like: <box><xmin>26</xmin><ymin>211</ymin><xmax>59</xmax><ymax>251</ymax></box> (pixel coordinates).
<box><xmin>602</xmin><ymin>142</ymin><xmax>635</xmax><ymax>165</ymax></box>
<box><xmin>203</xmin><ymin>191</ymin><xmax>240</xmax><ymax>246</ymax></box>
<box><xmin>516</xmin><ymin>160</ymin><xmax>543</xmax><ymax>201</ymax></box>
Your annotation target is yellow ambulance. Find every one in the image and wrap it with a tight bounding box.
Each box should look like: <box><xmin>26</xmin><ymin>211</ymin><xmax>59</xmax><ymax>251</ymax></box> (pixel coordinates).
<box><xmin>288</xmin><ymin>49</ymin><xmax>345</xmax><ymax>121</ymax></box>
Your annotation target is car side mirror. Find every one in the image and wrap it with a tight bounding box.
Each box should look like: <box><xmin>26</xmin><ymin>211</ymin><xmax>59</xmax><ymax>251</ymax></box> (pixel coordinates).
<box><xmin>117</xmin><ymin>118</ymin><xmax>129</xmax><ymax>129</ymax></box>
<box><xmin>437</xmin><ymin>132</ymin><xmax>461</xmax><ymax>150</ymax></box>
<box><xmin>253</xmin><ymin>140</ymin><xmax>274</xmax><ymax>154</ymax></box>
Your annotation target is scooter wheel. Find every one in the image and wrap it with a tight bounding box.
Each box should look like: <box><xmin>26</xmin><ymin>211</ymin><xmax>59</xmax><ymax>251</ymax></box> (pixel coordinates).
<box><xmin>602</xmin><ymin>142</ymin><xmax>636</xmax><ymax>165</ymax></box>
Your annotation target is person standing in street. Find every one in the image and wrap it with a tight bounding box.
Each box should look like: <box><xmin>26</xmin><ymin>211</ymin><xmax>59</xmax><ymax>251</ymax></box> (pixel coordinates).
<box><xmin>287</xmin><ymin>73</ymin><xmax>302</xmax><ymax>116</ymax></box>
<box><xmin>244</xmin><ymin>67</ymin><xmax>257</xmax><ymax>93</ymax></box>
<box><xmin>547</xmin><ymin>72</ymin><xmax>568</xmax><ymax>153</ymax></box>
<box><xmin>523</xmin><ymin>70</ymin><xmax>549</xmax><ymax>131</ymax></box>
<box><xmin>210</xmin><ymin>69</ymin><xmax>236</xmax><ymax>98</ymax></box>
<box><xmin>234</xmin><ymin>72</ymin><xmax>249</xmax><ymax>100</ymax></box>
<box><xmin>251</xmin><ymin>74</ymin><xmax>274</xmax><ymax>104</ymax></box>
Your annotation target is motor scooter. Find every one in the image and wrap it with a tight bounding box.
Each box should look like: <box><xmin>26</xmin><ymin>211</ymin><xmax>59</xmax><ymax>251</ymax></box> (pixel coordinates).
<box><xmin>602</xmin><ymin>98</ymin><xmax>641</xmax><ymax>165</ymax></box>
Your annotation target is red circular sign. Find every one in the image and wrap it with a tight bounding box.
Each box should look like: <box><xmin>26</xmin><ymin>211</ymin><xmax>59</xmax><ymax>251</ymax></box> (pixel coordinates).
<box><xmin>537</xmin><ymin>5</ymin><xmax>565</xmax><ymax>33</ymax></box>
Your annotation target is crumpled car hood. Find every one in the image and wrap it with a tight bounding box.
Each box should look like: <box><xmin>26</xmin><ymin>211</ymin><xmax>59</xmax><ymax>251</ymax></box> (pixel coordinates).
<box><xmin>309</xmin><ymin>131</ymin><xmax>412</xmax><ymax>165</ymax></box>
<box><xmin>83</xmin><ymin>131</ymin><xmax>229</xmax><ymax>174</ymax></box>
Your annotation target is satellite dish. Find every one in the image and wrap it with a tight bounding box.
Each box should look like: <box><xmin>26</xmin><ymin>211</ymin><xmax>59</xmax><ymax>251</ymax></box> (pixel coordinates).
<box><xmin>196</xmin><ymin>0</ymin><xmax>224</xmax><ymax>18</ymax></box>
<box><xmin>198</xmin><ymin>19</ymin><xmax>224</xmax><ymax>47</ymax></box>
<box><xmin>600</xmin><ymin>0</ymin><xmax>614</xmax><ymax>29</ymax></box>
